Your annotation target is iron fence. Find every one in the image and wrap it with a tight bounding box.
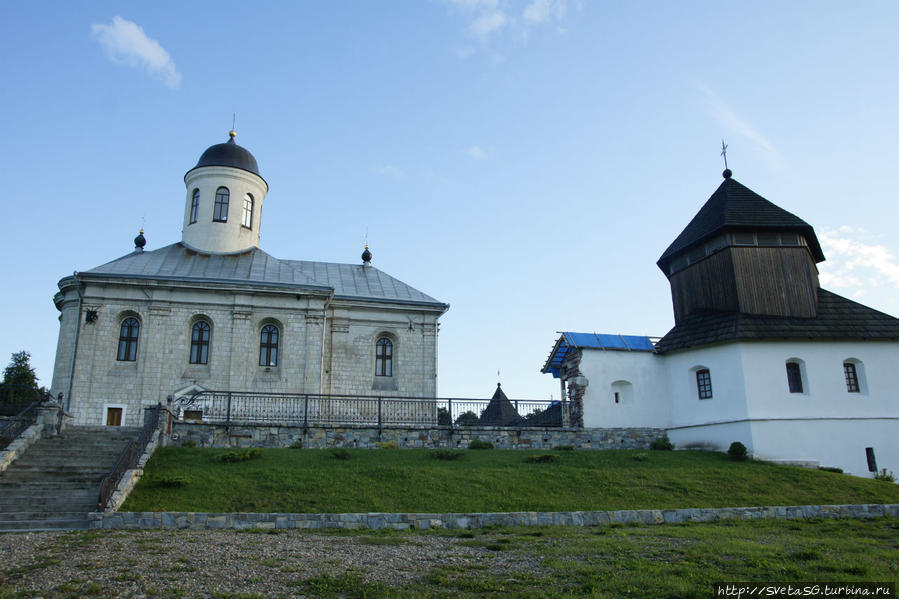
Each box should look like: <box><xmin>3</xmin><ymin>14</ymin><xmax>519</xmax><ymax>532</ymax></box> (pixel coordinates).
<box><xmin>175</xmin><ymin>391</ymin><xmax>566</xmax><ymax>429</ymax></box>
<box><xmin>0</xmin><ymin>385</ymin><xmax>59</xmax><ymax>450</ymax></box>
<box><xmin>98</xmin><ymin>403</ymin><xmax>162</xmax><ymax>511</ymax></box>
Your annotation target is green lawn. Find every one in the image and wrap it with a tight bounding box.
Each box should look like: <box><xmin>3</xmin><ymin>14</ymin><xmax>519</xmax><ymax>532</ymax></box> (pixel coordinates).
<box><xmin>122</xmin><ymin>447</ymin><xmax>899</xmax><ymax>513</ymax></box>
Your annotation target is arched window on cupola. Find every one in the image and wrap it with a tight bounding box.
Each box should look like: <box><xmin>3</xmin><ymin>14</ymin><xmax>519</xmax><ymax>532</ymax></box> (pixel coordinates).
<box><xmin>242</xmin><ymin>193</ymin><xmax>253</xmax><ymax>229</ymax></box>
<box><xmin>189</xmin><ymin>189</ymin><xmax>200</xmax><ymax>224</ymax></box>
<box><xmin>213</xmin><ymin>187</ymin><xmax>229</xmax><ymax>222</ymax></box>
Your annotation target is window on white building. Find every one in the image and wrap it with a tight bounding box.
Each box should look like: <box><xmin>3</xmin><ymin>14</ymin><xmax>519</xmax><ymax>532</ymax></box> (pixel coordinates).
<box><xmin>213</xmin><ymin>187</ymin><xmax>229</xmax><ymax>222</ymax></box>
<box><xmin>242</xmin><ymin>193</ymin><xmax>253</xmax><ymax>229</ymax></box>
<box><xmin>696</xmin><ymin>369</ymin><xmax>712</xmax><ymax>399</ymax></box>
<box><xmin>786</xmin><ymin>360</ymin><xmax>805</xmax><ymax>394</ymax></box>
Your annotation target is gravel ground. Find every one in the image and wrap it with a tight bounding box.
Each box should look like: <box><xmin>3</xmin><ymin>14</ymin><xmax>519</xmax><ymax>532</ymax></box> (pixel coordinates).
<box><xmin>0</xmin><ymin>528</ymin><xmax>544</xmax><ymax>598</ymax></box>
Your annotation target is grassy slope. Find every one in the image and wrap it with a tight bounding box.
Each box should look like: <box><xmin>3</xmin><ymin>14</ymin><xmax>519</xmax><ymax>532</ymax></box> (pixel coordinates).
<box><xmin>122</xmin><ymin>448</ymin><xmax>899</xmax><ymax>513</ymax></box>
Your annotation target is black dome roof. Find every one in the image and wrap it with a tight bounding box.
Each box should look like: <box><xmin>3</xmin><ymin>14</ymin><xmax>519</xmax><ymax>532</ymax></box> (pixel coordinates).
<box><xmin>189</xmin><ymin>131</ymin><xmax>260</xmax><ymax>176</ymax></box>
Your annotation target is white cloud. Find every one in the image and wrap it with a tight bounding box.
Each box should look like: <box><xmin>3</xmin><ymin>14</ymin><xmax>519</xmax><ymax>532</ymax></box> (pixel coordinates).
<box><xmin>470</xmin><ymin>10</ymin><xmax>507</xmax><ymax>36</ymax></box>
<box><xmin>818</xmin><ymin>228</ymin><xmax>899</xmax><ymax>300</ymax></box>
<box><xmin>444</xmin><ymin>0</ymin><xmax>571</xmax><ymax>41</ymax></box>
<box><xmin>698</xmin><ymin>83</ymin><xmax>780</xmax><ymax>168</ymax></box>
<box><xmin>468</xmin><ymin>145</ymin><xmax>486</xmax><ymax>159</ymax></box>
<box><xmin>91</xmin><ymin>16</ymin><xmax>181</xmax><ymax>89</ymax></box>
<box><xmin>370</xmin><ymin>165</ymin><xmax>406</xmax><ymax>180</ymax></box>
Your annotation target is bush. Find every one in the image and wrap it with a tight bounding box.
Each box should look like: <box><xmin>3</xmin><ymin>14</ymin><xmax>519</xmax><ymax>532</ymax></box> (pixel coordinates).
<box><xmin>181</xmin><ymin>440</ymin><xmax>196</xmax><ymax>448</ymax></box>
<box><xmin>650</xmin><ymin>437</ymin><xmax>674</xmax><ymax>451</ymax></box>
<box><xmin>216</xmin><ymin>448</ymin><xmax>262</xmax><ymax>463</ymax></box>
<box><xmin>523</xmin><ymin>454</ymin><xmax>558</xmax><ymax>464</ymax></box>
<box><xmin>375</xmin><ymin>440</ymin><xmax>398</xmax><ymax>449</ymax></box>
<box><xmin>554</xmin><ymin>445</ymin><xmax>575</xmax><ymax>451</ymax></box>
<box><xmin>454</xmin><ymin>411</ymin><xmax>480</xmax><ymax>426</ymax></box>
<box><xmin>430</xmin><ymin>450</ymin><xmax>464</xmax><ymax>461</ymax></box>
<box><xmin>727</xmin><ymin>442</ymin><xmax>748</xmax><ymax>461</ymax></box>
<box><xmin>330</xmin><ymin>449</ymin><xmax>350</xmax><ymax>460</ymax></box>
<box><xmin>818</xmin><ymin>466</ymin><xmax>844</xmax><ymax>474</ymax></box>
<box><xmin>436</xmin><ymin>407</ymin><xmax>451</xmax><ymax>426</ymax></box>
<box><xmin>631</xmin><ymin>452</ymin><xmax>649</xmax><ymax>462</ymax></box>
<box><xmin>289</xmin><ymin>439</ymin><xmax>303</xmax><ymax>449</ymax></box>
<box><xmin>873</xmin><ymin>469</ymin><xmax>895</xmax><ymax>483</ymax></box>
<box><xmin>468</xmin><ymin>439</ymin><xmax>494</xmax><ymax>450</ymax></box>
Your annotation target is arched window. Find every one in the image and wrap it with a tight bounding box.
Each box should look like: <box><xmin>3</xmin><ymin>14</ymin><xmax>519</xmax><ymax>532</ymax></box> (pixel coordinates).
<box><xmin>213</xmin><ymin>187</ymin><xmax>229</xmax><ymax>222</ymax></box>
<box><xmin>189</xmin><ymin>189</ymin><xmax>200</xmax><ymax>224</ymax></box>
<box><xmin>695</xmin><ymin>369</ymin><xmax>712</xmax><ymax>399</ymax></box>
<box><xmin>786</xmin><ymin>360</ymin><xmax>805</xmax><ymax>394</ymax></box>
<box><xmin>117</xmin><ymin>317</ymin><xmax>140</xmax><ymax>361</ymax></box>
<box><xmin>259</xmin><ymin>324</ymin><xmax>279</xmax><ymax>367</ymax></box>
<box><xmin>189</xmin><ymin>321</ymin><xmax>210</xmax><ymax>364</ymax></box>
<box><xmin>843</xmin><ymin>359</ymin><xmax>866</xmax><ymax>394</ymax></box>
<box><xmin>242</xmin><ymin>193</ymin><xmax>253</xmax><ymax>229</ymax></box>
<box><xmin>375</xmin><ymin>337</ymin><xmax>393</xmax><ymax>377</ymax></box>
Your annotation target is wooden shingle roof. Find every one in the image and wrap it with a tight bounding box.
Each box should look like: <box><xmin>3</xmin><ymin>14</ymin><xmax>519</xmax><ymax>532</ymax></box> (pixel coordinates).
<box><xmin>654</xmin><ymin>288</ymin><xmax>899</xmax><ymax>353</ymax></box>
<box><xmin>657</xmin><ymin>176</ymin><xmax>825</xmax><ymax>272</ymax></box>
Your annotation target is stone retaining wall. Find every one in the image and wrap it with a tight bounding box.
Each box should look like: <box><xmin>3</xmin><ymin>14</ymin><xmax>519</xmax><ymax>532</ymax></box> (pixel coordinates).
<box><xmin>171</xmin><ymin>422</ymin><xmax>665</xmax><ymax>450</ymax></box>
<box><xmin>88</xmin><ymin>503</ymin><xmax>899</xmax><ymax>531</ymax></box>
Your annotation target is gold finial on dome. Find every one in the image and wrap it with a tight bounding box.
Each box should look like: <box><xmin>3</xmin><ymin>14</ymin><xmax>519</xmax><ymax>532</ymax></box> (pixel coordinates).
<box><xmin>229</xmin><ymin>130</ymin><xmax>237</xmax><ymax>139</ymax></box>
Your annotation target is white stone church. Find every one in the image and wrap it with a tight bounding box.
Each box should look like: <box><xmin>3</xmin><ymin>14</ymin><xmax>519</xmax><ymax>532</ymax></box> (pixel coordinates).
<box><xmin>50</xmin><ymin>131</ymin><xmax>448</xmax><ymax>427</ymax></box>
<box><xmin>543</xmin><ymin>169</ymin><xmax>899</xmax><ymax>477</ymax></box>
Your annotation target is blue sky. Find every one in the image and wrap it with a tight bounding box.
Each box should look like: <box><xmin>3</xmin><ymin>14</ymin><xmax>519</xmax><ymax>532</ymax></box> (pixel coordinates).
<box><xmin>2</xmin><ymin>2</ymin><xmax>898</xmax><ymax>401</ymax></box>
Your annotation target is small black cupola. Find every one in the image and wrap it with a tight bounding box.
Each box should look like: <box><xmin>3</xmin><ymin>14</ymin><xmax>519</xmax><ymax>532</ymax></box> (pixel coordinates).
<box><xmin>134</xmin><ymin>228</ymin><xmax>146</xmax><ymax>252</ymax></box>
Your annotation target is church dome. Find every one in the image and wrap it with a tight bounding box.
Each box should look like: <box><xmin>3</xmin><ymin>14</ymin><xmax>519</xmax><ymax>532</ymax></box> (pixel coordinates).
<box><xmin>188</xmin><ymin>131</ymin><xmax>260</xmax><ymax>177</ymax></box>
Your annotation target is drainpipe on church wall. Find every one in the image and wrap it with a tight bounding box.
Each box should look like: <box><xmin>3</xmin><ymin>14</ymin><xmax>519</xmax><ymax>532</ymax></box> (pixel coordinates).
<box><xmin>65</xmin><ymin>272</ymin><xmax>84</xmax><ymax>413</ymax></box>
<box><xmin>319</xmin><ymin>292</ymin><xmax>334</xmax><ymax>395</ymax></box>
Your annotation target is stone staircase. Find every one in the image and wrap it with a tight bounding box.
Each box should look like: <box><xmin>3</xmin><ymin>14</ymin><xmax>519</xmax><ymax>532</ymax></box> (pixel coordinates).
<box><xmin>0</xmin><ymin>425</ymin><xmax>141</xmax><ymax>532</ymax></box>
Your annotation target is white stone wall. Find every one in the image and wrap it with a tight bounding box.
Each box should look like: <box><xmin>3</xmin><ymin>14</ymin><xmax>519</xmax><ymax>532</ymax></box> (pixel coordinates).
<box><xmin>570</xmin><ymin>339</ymin><xmax>898</xmax><ymax>477</ymax></box>
<box><xmin>51</xmin><ymin>278</ymin><xmax>443</xmax><ymax>426</ymax></box>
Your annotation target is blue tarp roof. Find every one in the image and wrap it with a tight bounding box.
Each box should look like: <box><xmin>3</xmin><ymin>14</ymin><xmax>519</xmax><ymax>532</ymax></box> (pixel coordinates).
<box><xmin>541</xmin><ymin>332</ymin><xmax>656</xmax><ymax>378</ymax></box>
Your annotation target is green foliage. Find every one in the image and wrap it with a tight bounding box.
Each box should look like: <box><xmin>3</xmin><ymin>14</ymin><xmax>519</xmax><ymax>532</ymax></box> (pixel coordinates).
<box><xmin>375</xmin><ymin>440</ymin><xmax>398</xmax><ymax>449</ymax></box>
<box><xmin>430</xmin><ymin>449</ymin><xmax>464</xmax><ymax>461</ymax></box>
<box><xmin>554</xmin><ymin>445</ymin><xmax>575</xmax><ymax>451</ymax></box>
<box><xmin>873</xmin><ymin>468</ymin><xmax>895</xmax><ymax>482</ymax></box>
<box><xmin>436</xmin><ymin>406</ymin><xmax>451</xmax><ymax>426</ymax></box>
<box><xmin>124</xmin><ymin>447</ymin><xmax>899</xmax><ymax>514</ymax></box>
<box><xmin>2</xmin><ymin>350</ymin><xmax>38</xmax><ymax>388</ymax></box>
<box><xmin>818</xmin><ymin>466</ymin><xmax>844</xmax><ymax>474</ymax></box>
<box><xmin>180</xmin><ymin>440</ymin><xmax>196</xmax><ymax>448</ymax></box>
<box><xmin>288</xmin><ymin>439</ymin><xmax>303</xmax><ymax>449</ymax></box>
<box><xmin>632</xmin><ymin>452</ymin><xmax>650</xmax><ymax>462</ymax></box>
<box><xmin>728</xmin><ymin>441</ymin><xmax>748</xmax><ymax>461</ymax></box>
<box><xmin>468</xmin><ymin>439</ymin><xmax>494</xmax><ymax>450</ymax></box>
<box><xmin>454</xmin><ymin>410</ymin><xmax>479</xmax><ymax>426</ymax></box>
<box><xmin>650</xmin><ymin>437</ymin><xmax>675</xmax><ymax>451</ymax></box>
<box><xmin>215</xmin><ymin>448</ymin><xmax>262</xmax><ymax>463</ymax></box>
<box><xmin>330</xmin><ymin>448</ymin><xmax>350</xmax><ymax>460</ymax></box>
<box><xmin>523</xmin><ymin>454</ymin><xmax>558</xmax><ymax>464</ymax></box>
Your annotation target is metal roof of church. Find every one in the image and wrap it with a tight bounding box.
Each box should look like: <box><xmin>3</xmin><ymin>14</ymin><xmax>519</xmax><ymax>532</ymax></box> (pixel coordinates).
<box><xmin>657</xmin><ymin>176</ymin><xmax>825</xmax><ymax>271</ymax></box>
<box><xmin>80</xmin><ymin>243</ymin><xmax>446</xmax><ymax>308</ymax></box>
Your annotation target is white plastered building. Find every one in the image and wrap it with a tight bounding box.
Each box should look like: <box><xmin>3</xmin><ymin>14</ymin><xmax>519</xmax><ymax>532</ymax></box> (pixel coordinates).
<box><xmin>543</xmin><ymin>170</ymin><xmax>898</xmax><ymax>477</ymax></box>
<box><xmin>50</xmin><ymin>131</ymin><xmax>448</xmax><ymax>426</ymax></box>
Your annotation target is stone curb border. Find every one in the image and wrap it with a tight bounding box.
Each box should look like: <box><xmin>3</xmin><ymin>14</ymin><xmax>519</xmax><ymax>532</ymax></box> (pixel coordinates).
<box><xmin>88</xmin><ymin>503</ymin><xmax>899</xmax><ymax>531</ymax></box>
<box><xmin>0</xmin><ymin>424</ymin><xmax>42</xmax><ymax>475</ymax></box>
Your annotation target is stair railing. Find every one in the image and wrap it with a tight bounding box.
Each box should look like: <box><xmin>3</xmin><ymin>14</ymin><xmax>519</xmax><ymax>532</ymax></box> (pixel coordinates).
<box><xmin>97</xmin><ymin>402</ymin><xmax>163</xmax><ymax>511</ymax></box>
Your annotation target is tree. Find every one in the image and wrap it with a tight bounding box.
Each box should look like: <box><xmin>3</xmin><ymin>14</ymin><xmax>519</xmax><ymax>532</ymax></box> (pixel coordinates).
<box><xmin>454</xmin><ymin>410</ymin><xmax>479</xmax><ymax>427</ymax></box>
<box><xmin>3</xmin><ymin>350</ymin><xmax>39</xmax><ymax>388</ymax></box>
<box><xmin>1</xmin><ymin>351</ymin><xmax>41</xmax><ymax>414</ymax></box>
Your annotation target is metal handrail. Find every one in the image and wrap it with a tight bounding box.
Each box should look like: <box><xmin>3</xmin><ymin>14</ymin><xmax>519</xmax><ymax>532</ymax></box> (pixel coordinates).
<box><xmin>97</xmin><ymin>403</ymin><xmax>162</xmax><ymax>511</ymax></box>
<box><xmin>0</xmin><ymin>401</ymin><xmax>41</xmax><ymax>450</ymax></box>
<box><xmin>175</xmin><ymin>390</ymin><xmax>567</xmax><ymax>429</ymax></box>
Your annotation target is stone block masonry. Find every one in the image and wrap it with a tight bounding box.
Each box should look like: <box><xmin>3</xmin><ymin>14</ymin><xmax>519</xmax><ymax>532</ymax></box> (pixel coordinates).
<box><xmin>88</xmin><ymin>503</ymin><xmax>899</xmax><ymax>531</ymax></box>
<box><xmin>171</xmin><ymin>423</ymin><xmax>667</xmax><ymax>450</ymax></box>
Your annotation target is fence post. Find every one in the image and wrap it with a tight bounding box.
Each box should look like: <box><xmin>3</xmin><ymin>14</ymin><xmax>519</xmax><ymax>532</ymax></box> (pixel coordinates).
<box><xmin>377</xmin><ymin>397</ymin><xmax>383</xmax><ymax>435</ymax></box>
<box><xmin>226</xmin><ymin>392</ymin><xmax>232</xmax><ymax>430</ymax></box>
<box><xmin>303</xmin><ymin>395</ymin><xmax>309</xmax><ymax>429</ymax></box>
<box><xmin>448</xmin><ymin>398</ymin><xmax>453</xmax><ymax>431</ymax></box>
